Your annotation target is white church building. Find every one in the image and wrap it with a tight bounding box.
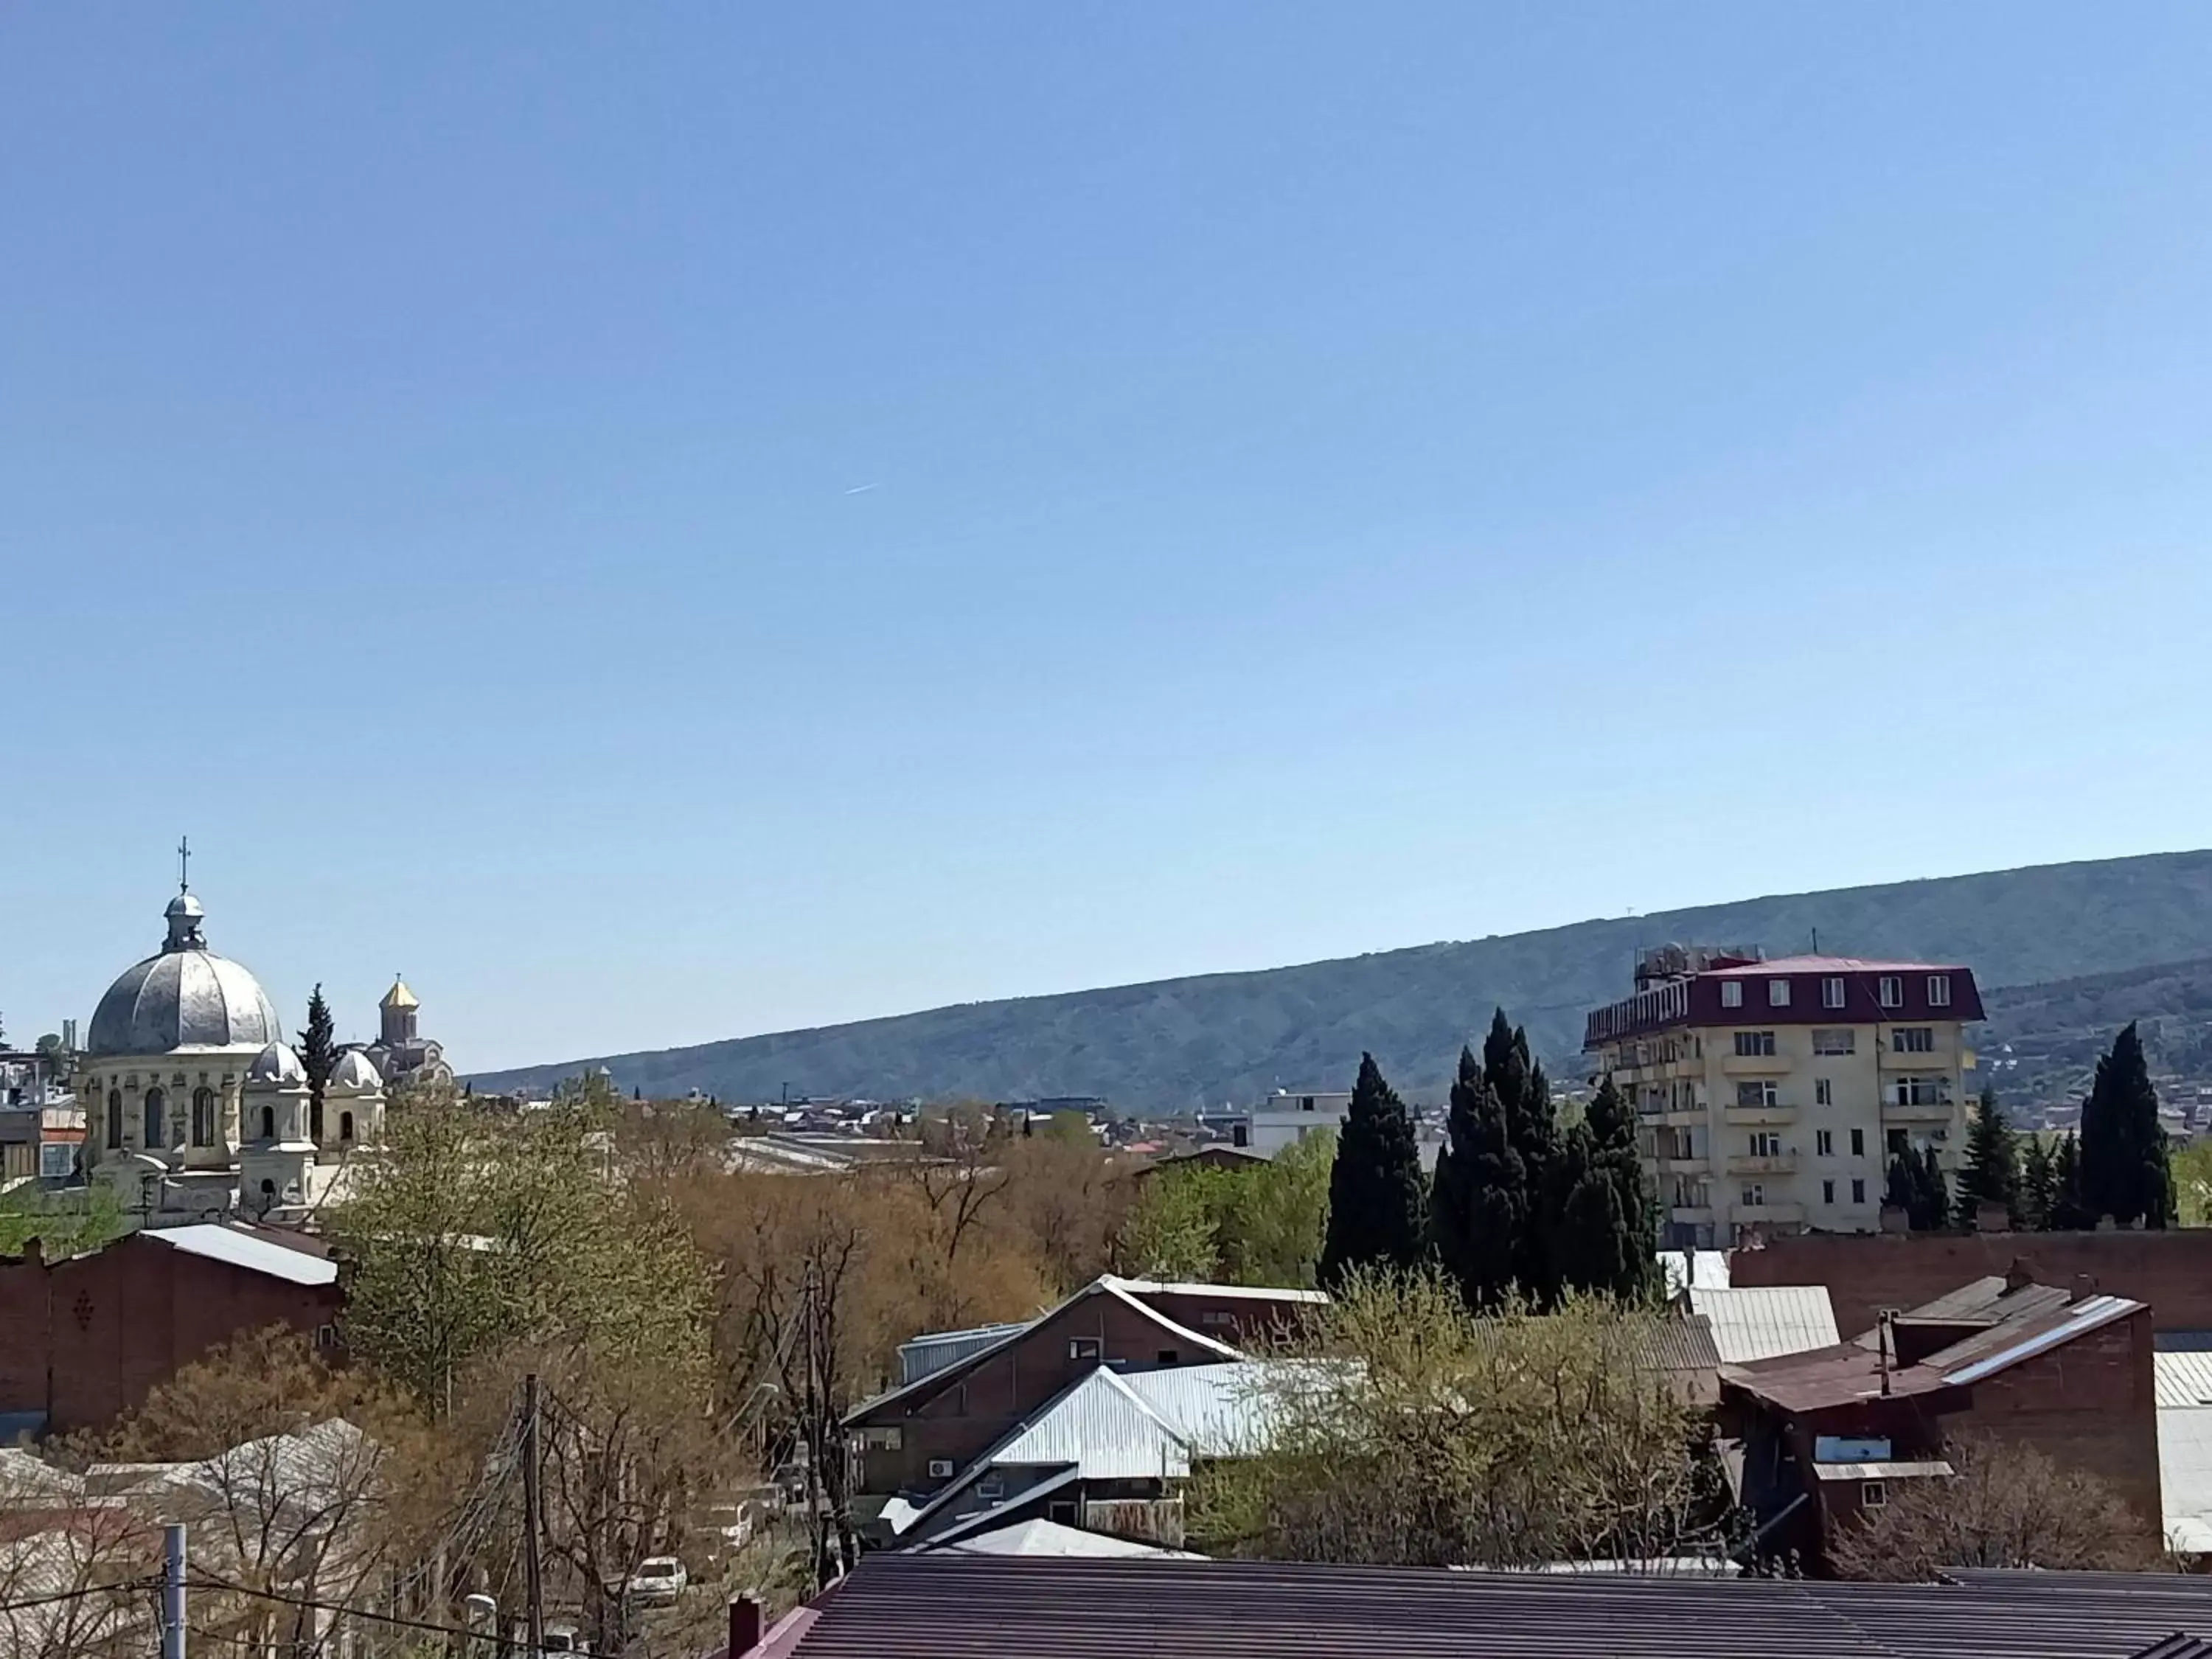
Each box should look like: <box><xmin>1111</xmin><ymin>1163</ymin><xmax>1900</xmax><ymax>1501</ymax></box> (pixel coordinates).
<box><xmin>77</xmin><ymin>878</ymin><xmax>393</xmax><ymax>1227</ymax></box>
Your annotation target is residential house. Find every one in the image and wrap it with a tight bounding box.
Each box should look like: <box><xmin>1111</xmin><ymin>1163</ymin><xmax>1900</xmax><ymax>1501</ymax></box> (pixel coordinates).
<box><xmin>845</xmin><ymin>1278</ymin><xmax>1324</xmax><ymax>1501</ymax></box>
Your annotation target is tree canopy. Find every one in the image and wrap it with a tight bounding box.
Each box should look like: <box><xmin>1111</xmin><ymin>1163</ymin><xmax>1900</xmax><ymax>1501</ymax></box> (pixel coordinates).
<box><xmin>1318</xmin><ymin>1054</ymin><xmax>1427</xmax><ymax>1288</ymax></box>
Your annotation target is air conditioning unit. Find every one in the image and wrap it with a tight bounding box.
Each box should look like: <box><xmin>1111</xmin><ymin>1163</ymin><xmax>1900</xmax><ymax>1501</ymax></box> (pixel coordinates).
<box><xmin>928</xmin><ymin>1459</ymin><xmax>955</xmax><ymax>1480</ymax></box>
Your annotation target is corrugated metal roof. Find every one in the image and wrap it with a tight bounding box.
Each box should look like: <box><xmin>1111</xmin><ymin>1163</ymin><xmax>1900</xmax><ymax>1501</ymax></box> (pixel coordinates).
<box><xmin>1658</xmin><ymin>1249</ymin><xmax>1730</xmax><ymax>1296</ymax></box>
<box><xmin>2160</xmin><ymin>1402</ymin><xmax>2212</xmax><ymax>1551</ymax></box>
<box><xmin>898</xmin><ymin>1324</ymin><xmax>1029</xmax><ymax>1386</ymax></box>
<box><xmin>149</xmin><ymin>1224</ymin><xmax>337</xmax><ymax>1286</ymax></box>
<box><xmin>1808</xmin><ymin>1460</ymin><xmax>1954</xmax><ymax>1481</ymax></box>
<box><xmin>773</xmin><ymin>1557</ymin><xmax>2212</xmax><ymax>1659</ymax></box>
<box><xmin>1686</xmin><ymin>1286</ymin><xmax>1840</xmax><ymax>1364</ymax></box>
<box><xmin>2160</xmin><ymin>1352</ymin><xmax>2212</xmax><ymax>1410</ymax></box>
<box><xmin>1938</xmin><ymin>1295</ymin><xmax>2142</xmax><ymax>1386</ymax></box>
<box><xmin>986</xmin><ymin>1368</ymin><xmax>1192</xmax><ymax>1481</ymax></box>
<box><xmin>933</xmin><ymin>1519</ymin><xmax>1203</xmax><ymax>1559</ymax></box>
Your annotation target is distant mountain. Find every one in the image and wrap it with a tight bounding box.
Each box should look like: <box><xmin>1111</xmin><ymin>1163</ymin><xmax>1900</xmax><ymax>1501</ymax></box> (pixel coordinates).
<box><xmin>1978</xmin><ymin>955</ymin><xmax>2212</xmax><ymax>1111</ymax></box>
<box><xmin>466</xmin><ymin>849</ymin><xmax>2212</xmax><ymax>1112</ymax></box>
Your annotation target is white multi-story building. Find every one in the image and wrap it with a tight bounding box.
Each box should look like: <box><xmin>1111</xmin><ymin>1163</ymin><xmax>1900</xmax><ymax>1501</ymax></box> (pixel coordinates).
<box><xmin>1584</xmin><ymin>947</ymin><xmax>1984</xmax><ymax>1248</ymax></box>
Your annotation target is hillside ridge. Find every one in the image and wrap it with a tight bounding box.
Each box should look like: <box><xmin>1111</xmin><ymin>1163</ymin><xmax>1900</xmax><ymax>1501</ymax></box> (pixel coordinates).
<box><xmin>467</xmin><ymin>848</ymin><xmax>2212</xmax><ymax>1110</ymax></box>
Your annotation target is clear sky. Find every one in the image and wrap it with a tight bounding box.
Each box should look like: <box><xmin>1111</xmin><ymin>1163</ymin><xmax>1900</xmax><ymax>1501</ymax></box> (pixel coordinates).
<box><xmin>4</xmin><ymin>4</ymin><xmax>2211</xmax><ymax>1073</ymax></box>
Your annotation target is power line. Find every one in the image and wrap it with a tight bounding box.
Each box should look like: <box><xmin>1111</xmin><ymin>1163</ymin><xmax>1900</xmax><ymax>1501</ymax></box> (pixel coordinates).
<box><xmin>181</xmin><ymin>1575</ymin><xmax>501</xmax><ymax>1645</ymax></box>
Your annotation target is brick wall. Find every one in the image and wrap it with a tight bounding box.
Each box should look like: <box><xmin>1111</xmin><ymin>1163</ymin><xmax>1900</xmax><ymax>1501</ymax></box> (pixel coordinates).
<box><xmin>1940</xmin><ymin>1306</ymin><xmax>2162</xmax><ymax>1527</ymax></box>
<box><xmin>1731</xmin><ymin>1231</ymin><xmax>2212</xmax><ymax>1336</ymax></box>
<box><xmin>0</xmin><ymin>1234</ymin><xmax>340</xmax><ymax>1434</ymax></box>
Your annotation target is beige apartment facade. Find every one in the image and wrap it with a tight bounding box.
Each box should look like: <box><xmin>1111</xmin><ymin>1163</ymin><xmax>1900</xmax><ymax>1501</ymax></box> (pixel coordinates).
<box><xmin>1583</xmin><ymin>949</ymin><xmax>1984</xmax><ymax>1248</ymax></box>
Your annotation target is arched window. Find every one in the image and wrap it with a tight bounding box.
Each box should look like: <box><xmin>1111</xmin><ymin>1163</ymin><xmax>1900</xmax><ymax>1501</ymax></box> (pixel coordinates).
<box><xmin>143</xmin><ymin>1088</ymin><xmax>166</xmax><ymax>1147</ymax></box>
<box><xmin>107</xmin><ymin>1089</ymin><xmax>123</xmax><ymax>1149</ymax></box>
<box><xmin>260</xmin><ymin>1105</ymin><xmax>275</xmax><ymax>1141</ymax></box>
<box><xmin>339</xmin><ymin>1110</ymin><xmax>355</xmax><ymax>1141</ymax></box>
<box><xmin>191</xmin><ymin>1088</ymin><xmax>217</xmax><ymax>1147</ymax></box>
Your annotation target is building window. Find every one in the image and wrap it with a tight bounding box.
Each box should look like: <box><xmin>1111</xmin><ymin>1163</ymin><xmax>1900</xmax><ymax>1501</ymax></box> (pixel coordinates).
<box><xmin>1812</xmin><ymin>1029</ymin><xmax>1856</xmax><ymax>1056</ymax></box>
<box><xmin>1068</xmin><ymin>1338</ymin><xmax>1103</xmax><ymax>1362</ymax></box>
<box><xmin>1733</xmin><ymin>1032</ymin><xmax>1776</xmax><ymax>1057</ymax></box>
<box><xmin>1748</xmin><ymin>1132</ymin><xmax>1781</xmax><ymax>1158</ymax></box>
<box><xmin>1823</xmin><ymin>1179</ymin><xmax>1836</xmax><ymax>1204</ymax></box>
<box><xmin>1816</xmin><ymin>1130</ymin><xmax>1834</xmax><ymax>1156</ymax></box>
<box><xmin>976</xmin><ymin>1477</ymin><xmax>1005</xmax><ymax>1500</ymax></box>
<box><xmin>860</xmin><ymin>1427</ymin><xmax>902</xmax><ymax>1451</ymax></box>
<box><xmin>1816</xmin><ymin>1079</ymin><xmax>1834</xmax><ymax>1107</ymax></box>
<box><xmin>1736</xmin><ymin>1081</ymin><xmax>1778</xmax><ymax>1109</ymax></box>
<box><xmin>1893</xmin><ymin>1076</ymin><xmax>1950</xmax><ymax>1107</ymax></box>
<box><xmin>1823</xmin><ymin>977</ymin><xmax>1846</xmax><ymax>1009</ymax></box>
<box><xmin>1892</xmin><ymin>1027</ymin><xmax>1935</xmax><ymax>1054</ymax></box>
<box><xmin>107</xmin><ymin>1090</ymin><xmax>123</xmax><ymax>1150</ymax></box>
<box><xmin>1852</xmin><ymin>1178</ymin><xmax>1867</xmax><ymax>1203</ymax></box>
<box><xmin>1851</xmin><ymin>1128</ymin><xmax>1865</xmax><ymax>1156</ymax></box>
<box><xmin>260</xmin><ymin>1105</ymin><xmax>276</xmax><ymax>1140</ymax></box>
<box><xmin>1300</xmin><ymin>1096</ymin><xmax>1314</xmax><ymax>1111</ymax></box>
<box><xmin>1048</xmin><ymin>1500</ymin><xmax>1079</xmax><ymax>1526</ymax></box>
<box><xmin>1879</xmin><ymin>976</ymin><xmax>1903</xmax><ymax>1009</ymax></box>
<box><xmin>340</xmin><ymin>1110</ymin><xmax>355</xmax><ymax>1141</ymax></box>
<box><xmin>1157</xmin><ymin>1349</ymin><xmax>1180</xmax><ymax>1366</ymax></box>
<box><xmin>1720</xmin><ymin>981</ymin><xmax>1743</xmax><ymax>1008</ymax></box>
<box><xmin>1769</xmin><ymin>979</ymin><xmax>1791</xmax><ymax>1007</ymax></box>
<box><xmin>1928</xmin><ymin>975</ymin><xmax>1952</xmax><ymax>1007</ymax></box>
<box><xmin>190</xmin><ymin>1088</ymin><xmax>217</xmax><ymax>1147</ymax></box>
<box><xmin>1231</xmin><ymin>1123</ymin><xmax>1250</xmax><ymax>1148</ymax></box>
<box><xmin>1862</xmin><ymin>1481</ymin><xmax>1887</xmax><ymax>1509</ymax></box>
<box><xmin>1740</xmin><ymin>1183</ymin><xmax>1764</xmax><ymax>1207</ymax></box>
<box><xmin>142</xmin><ymin>1088</ymin><xmax>166</xmax><ymax>1147</ymax></box>
<box><xmin>40</xmin><ymin>1143</ymin><xmax>74</xmax><ymax>1179</ymax></box>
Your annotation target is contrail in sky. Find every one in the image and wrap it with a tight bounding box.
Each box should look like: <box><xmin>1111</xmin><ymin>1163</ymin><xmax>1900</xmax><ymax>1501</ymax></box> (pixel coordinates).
<box><xmin>843</xmin><ymin>482</ymin><xmax>882</xmax><ymax>495</ymax></box>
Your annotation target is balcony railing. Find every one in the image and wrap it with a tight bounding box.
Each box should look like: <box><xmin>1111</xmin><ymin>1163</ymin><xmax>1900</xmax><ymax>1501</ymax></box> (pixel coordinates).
<box><xmin>1725</xmin><ymin>1152</ymin><xmax>1798</xmax><ymax>1176</ymax></box>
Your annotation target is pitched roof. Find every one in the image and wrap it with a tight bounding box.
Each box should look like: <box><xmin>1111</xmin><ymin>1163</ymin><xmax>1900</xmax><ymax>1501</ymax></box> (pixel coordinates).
<box><xmin>757</xmin><ymin>1557</ymin><xmax>2212</xmax><ymax>1659</ymax></box>
<box><xmin>147</xmin><ymin>1223</ymin><xmax>337</xmax><ymax>1287</ymax></box>
<box><xmin>931</xmin><ymin>1518</ymin><xmax>1203</xmax><ymax>1558</ymax></box>
<box><xmin>1686</xmin><ymin>1286</ymin><xmax>1839</xmax><ymax>1364</ymax></box>
<box><xmin>846</xmin><ymin>1278</ymin><xmax>1281</xmax><ymax>1424</ymax></box>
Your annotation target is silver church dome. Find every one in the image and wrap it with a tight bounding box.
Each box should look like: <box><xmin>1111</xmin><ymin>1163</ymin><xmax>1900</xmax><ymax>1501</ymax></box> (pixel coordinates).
<box><xmin>86</xmin><ymin>888</ymin><xmax>285</xmax><ymax>1059</ymax></box>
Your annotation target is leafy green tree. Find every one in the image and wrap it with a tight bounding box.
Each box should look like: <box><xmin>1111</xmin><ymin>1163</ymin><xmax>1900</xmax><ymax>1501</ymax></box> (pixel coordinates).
<box><xmin>1553</xmin><ymin>1076</ymin><xmax>1658</xmax><ymax>1301</ymax></box>
<box><xmin>1318</xmin><ymin>1054</ymin><xmax>1427</xmax><ymax>1289</ymax></box>
<box><xmin>2172</xmin><ymin>1135</ymin><xmax>2212</xmax><ymax>1228</ymax></box>
<box><xmin>2079</xmin><ymin>1023</ymin><xmax>2173</xmax><ymax>1228</ymax></box>
<box><xmin>1222</xmin><ymin>1129</ymin><xmax>1335</xmax><ymax>1289</ymax></box>
<box><xmin>1426</xmin><ymin>1046</ymin><xmax>1524</xmax><ymax>1307</ymax></box>
<box><xmin>0</xmin><ymin>1183</ymin><xmax>123</xmax><ymax>1256</ymax></box>
<box><xmin>2020</xmin><ymin>1134</ymin><xmax>2056</xmax><ymax>1231</ymax></box>
<box><xmin>1118</xmin><ymin>1163</ymin><xmax>1228</xmax><ymax>1281</ymax></box>
<box><xmin>1954</xmin><ymin>1085</ymin><xmax>2020</xmax><ymax>1228</ymax></box>
<box><xmin>2051</xmin><ymin>1131</ymin><xmax>2091</xmax><ymax>1231</ymax></box>
<box><xmin>297</xmin><ymin>984</ymin><xmax>338</xmax><ymax>1141</ymax></box>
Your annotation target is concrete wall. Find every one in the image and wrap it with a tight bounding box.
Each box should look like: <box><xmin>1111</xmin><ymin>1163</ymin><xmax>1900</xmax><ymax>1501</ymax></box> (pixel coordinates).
<box><xmin>1731</xmin><ymin>1230</ymin><xmax>2212</xmax><ymax>1338</ymax></box>
<box><xmin>0</xmin><ymin>1234</ymin><xmax>339</xmax><ymax>1433</ymax></box>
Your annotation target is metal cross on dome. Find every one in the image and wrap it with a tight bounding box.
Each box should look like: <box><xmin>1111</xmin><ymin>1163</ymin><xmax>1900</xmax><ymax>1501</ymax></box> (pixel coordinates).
<box><xmin>176</xmin><ymin>835</ymin><xmax>192</xmax><ymax>893</ymax></box>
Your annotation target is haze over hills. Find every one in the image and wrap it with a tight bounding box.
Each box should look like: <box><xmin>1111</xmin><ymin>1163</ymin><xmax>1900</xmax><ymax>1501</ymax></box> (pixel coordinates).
<box><xmin>467</xmin><ymin>850</ymin><xmax>2212</xmax><ymax>1112</ymax></box>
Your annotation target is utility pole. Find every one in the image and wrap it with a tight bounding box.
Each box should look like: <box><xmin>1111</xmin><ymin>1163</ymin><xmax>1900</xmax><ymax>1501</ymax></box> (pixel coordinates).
<box><xmin>522</xmin><ymin>1375</ymin><xmax>546</xmax><ymax>1659</ymax></box>
<box><xmin>161</xmin><ymin>1523</ymin><xmax>186</xmax><ymax>1659</ymax></box>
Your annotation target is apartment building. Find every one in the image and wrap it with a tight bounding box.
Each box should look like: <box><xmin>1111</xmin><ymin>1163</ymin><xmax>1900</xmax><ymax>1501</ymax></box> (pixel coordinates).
<box><xmin>1583</xmin><ymin>947</ymin><xmax>1985</xmax><ymax>1247</ymax></box>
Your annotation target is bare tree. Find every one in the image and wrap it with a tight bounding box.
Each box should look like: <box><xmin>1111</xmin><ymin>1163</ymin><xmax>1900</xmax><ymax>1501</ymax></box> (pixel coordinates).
<box><xmin>1827</xmin><ymin>1436</ymin><xmax>2160</xmax><ymax>1581</ymax></box>
<box><xmin>0</xmin><ymin>1455</ymin><xmax>156</xmax><ymax>1659</ymax></box>
<box><xmin>910</xmin><ymin>1102</ymin><xmax>1011</xmax><ymax>1266</ymax></box>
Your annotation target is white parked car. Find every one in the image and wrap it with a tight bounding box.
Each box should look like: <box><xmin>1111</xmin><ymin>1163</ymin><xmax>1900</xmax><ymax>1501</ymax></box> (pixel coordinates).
<box><xmin>622</xmin><ymin>1556</ymin><xmax>687</xmax><ymax>1606</ymax></box>
<box><xmin>541</xmin><ymin>1624</ymin><xmax>588</xmax><ymax>1655</ymax></box>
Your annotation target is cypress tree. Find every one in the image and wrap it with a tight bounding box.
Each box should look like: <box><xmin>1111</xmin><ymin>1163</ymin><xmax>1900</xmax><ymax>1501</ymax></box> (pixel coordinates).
<box><xmin>1915</xmin><ymin>1144</ymin><xmax>1950</xmax><ymax>1233</ymax></box>
<box><xmin>2020</xmin><ymin>1133</ymin><xmax>2056</xmax><ymax>1231</ymax></box>
<box><xmin>1319</xmin><ymin>1053</ymin><xmax>1428</xmax><ymax>1288</ymax></box>
<box><xmin>1554</xmin><ymin>1075</ymin><xmax>1658</xmax><ymax>1301</ymax></box>
<box><xmin>298</xmin><ymin>984</ymin><xmax>338</xmax><ymax>1141</ymax></box>
<box><xmin>2051</xmin><ymin>1132</ymin><xmax>2090</xmax><ymax>1231</ymax></box>
<box><xmin>1953</xmin><ymin>1085</ymin><xmax>2020</xmax><ymax>1228</ymax></box>
<box><xmin>1482</xmin><ymin>1009</ymin><xmax>1559</xmax><ymax>1299</ymax></box>
<box><xmin>1426</xmin><ymin>1046</ymin><xmax>1523</xmax><ymax>1306</ymax></box>
<box><xmin>2080</xmin><ymin>1023</ymin><xmax>2173</xmax><ymax>1228</ymax></box>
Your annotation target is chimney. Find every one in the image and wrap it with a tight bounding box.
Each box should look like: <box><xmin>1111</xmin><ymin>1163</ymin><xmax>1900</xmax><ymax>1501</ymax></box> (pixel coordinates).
<box><xmin>728</xmin><ymin>1595</ymin><xmax>762</xmax><ymax>1658</ymax></box>
<box><xmin>2070</xmin><ymin>1273</ymin><xmax>2099</xmax><ymax>1305</ymax></box>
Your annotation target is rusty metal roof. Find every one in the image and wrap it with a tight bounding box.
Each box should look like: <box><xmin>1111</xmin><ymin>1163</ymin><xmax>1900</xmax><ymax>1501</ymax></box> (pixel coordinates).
<box><xmin>760</xmin><ymin>1557</ymin><xmax>2212</xmax><ymax>1659</ymax></box>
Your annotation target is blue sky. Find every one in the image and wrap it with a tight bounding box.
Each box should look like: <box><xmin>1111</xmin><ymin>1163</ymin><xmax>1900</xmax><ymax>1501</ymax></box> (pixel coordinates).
<box><xmin>4</xmin><ymin>4</ymin><xmax>2211</xmax><ymax>1072</ymax></box>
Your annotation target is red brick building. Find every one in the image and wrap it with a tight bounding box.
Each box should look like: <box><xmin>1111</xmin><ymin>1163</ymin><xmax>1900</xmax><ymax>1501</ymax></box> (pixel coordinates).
<box><xmin>0</xmin><ymin>1222</ymin><xmax>341</xmax><ymax>1437</ymax></box>
<box><xmin>846</xmin><ymin>1277</ymin><xmax>1323</xmax><ymax>1498</ymax></box>
<box><xmin>1722</xmin><ymin>1273</ymin><xmax>2158</xmax><ymax>1570</ymax></box>
<box><xmin>1731</xmin><ymin>1227</ymin><xmax>2212</xmax><ymax>1338</ymax></box>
